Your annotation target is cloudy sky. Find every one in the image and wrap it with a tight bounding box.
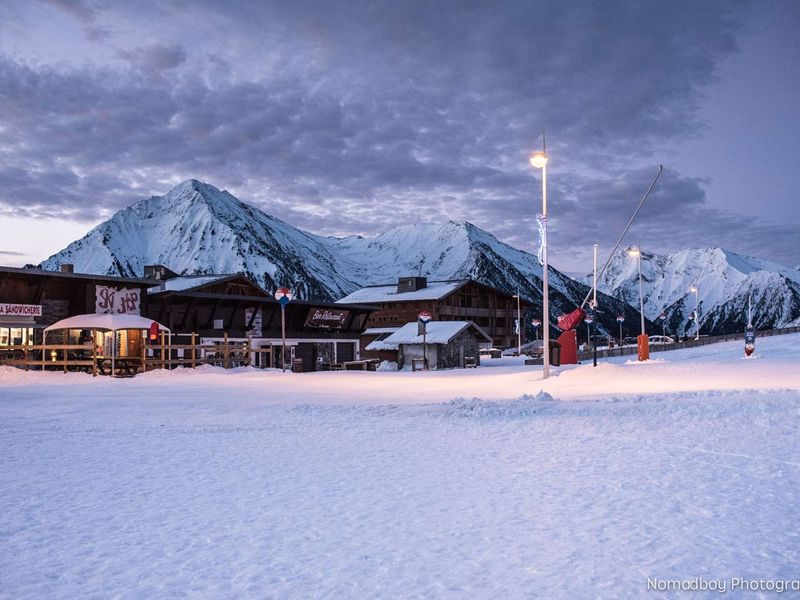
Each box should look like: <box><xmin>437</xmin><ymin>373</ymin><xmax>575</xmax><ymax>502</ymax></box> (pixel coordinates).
<box><xmin>0</xmin><ymin>0</ymin><xmax>798</xmax><ymax>273</ymax></box>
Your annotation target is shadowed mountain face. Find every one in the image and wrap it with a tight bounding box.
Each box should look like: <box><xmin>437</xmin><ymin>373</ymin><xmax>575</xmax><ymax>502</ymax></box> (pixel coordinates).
<box><xmin>592</xmin><ymin>246</ymin><xmax>800</xmax><ymax>335</ymax></box>
<box><xmin>41</xmin><ymin>179</ymin><xmax>647</xmax><ymax>335</ymax></box>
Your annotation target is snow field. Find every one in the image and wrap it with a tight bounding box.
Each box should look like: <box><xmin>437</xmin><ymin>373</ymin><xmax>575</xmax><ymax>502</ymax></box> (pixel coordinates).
<box><xmin>1</xmin><ymin>334</ymin><xmax>799</xmax><ymax>598</ymax></box>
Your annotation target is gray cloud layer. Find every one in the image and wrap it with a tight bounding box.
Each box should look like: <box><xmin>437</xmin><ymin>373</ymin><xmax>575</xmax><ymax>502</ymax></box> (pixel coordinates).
<box><xmin>0</xmin><ymin>0</ymin><xmax>796</xmax><ymax>270</ymax></box>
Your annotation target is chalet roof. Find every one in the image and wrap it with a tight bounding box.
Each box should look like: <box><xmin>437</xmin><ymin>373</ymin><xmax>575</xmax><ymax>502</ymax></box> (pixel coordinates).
<box><xmin>363</xmin><ymin>327</ymin><xmax>401</xmax><ymax>335</ymax></box>
<box><xmin>0</xmin><ymin>265</ymin><xmax>156</xmax><ymax>286</ymax></box>
<box><xmin>336</xmin><ymin>280</ymin><xmax>468</xmax><ymax>304</ymax></box>
<box><xmin>148</xmin><ymin>274</ymin><xmax>241</xmax><ymax>294</ymax></box>
<box><xmin>377</xmin><ymin>320</ymin><xmax>491</xmax><ymax>348</ymax></box>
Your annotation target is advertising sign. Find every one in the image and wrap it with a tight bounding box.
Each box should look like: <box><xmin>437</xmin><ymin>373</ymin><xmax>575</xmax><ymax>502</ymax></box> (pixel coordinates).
<box><xmin>95</xmin><ymin>285</ymin><xmax>141</xmax><ymax>315</ymax></box>
<box><xmin>304</xmin><ymin>308</ymin><xmax>349</xmax><ymax>329</ymax></box>
<box><xmin>0</xmin><ymin>303</ymin><xmax>42</xmax><ymax>317</ymax></box>
<box><xmin>744</xmin><ymin>324</ymin><xmax>756</xmax><ymax>357</ymax></box>
<box><xmin>274</xmin><ymin>287</ymin><xmax>293</xmax><ymax>306</ymax></box>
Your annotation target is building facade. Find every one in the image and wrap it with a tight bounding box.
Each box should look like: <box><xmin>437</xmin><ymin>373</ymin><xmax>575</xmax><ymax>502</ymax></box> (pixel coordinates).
<box><xmin>337</xmin><ymin>277</ymin><xmax>531</xmax><ymax>352</ymax></box>
<box><xmin>1</xmin><ymin>264</ymin><xmax>375</xmax><ymax>372</ymax></box>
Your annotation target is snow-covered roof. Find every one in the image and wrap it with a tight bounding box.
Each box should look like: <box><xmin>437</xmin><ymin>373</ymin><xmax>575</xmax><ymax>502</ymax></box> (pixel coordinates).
<box><xmin>363</xmin><ymin>327</ymin><xmax>401</xmax><ymax>335</ymax></box>
<box><xmin>381</xmin><ymin>321</ymin><xmax>491</xmax><ymax>346</ymax></box>
<box><xmin>148</xmin><ymin>274</ymin><xmax>236</xmax><ymax>294</ymax></box>
<box><xmin>365</xmin><ymin>339</ymin><xmax>400</xmax><ymax>351</ymax></box>
<box><xmin>336</xmin><ymin>280</ymin><xmax>467</xmax><ymax>304</ymax></box>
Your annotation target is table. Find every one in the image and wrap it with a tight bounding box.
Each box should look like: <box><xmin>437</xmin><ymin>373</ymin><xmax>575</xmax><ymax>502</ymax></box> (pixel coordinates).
<box><xmin>97</xmin><ymin>357</ymin><xmax>141</xmax><ymax>377</ymax></box>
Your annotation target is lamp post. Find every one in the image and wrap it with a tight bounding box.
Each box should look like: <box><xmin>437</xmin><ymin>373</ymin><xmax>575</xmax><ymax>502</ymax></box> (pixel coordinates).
<box><xmin>530</xmin><ymin>146</ymin><xmax>549</xmax><ymax>379</ymax></box>
<box><xmin>628</xmin><ymin>246</ymin><xmax>645</xmax><ymax>336</ymax></box>
<box><xmin>513</xmin><ymin>291</ymin><xmax>521</xmax><ymax>356</ymax></box>
<box><xmin>690</xmin><ymin>286</ymin><xmax>699</xmax><ymax>340</ymax></box>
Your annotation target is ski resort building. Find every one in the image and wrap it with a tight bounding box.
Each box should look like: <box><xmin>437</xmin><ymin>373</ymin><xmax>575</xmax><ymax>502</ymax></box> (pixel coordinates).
<box><xmin>377</xmin><ymin>320</ymin><xmax>491</xmax><ymax>370</ymax></box>
<box><xmin>145</xmin><ymin>270</ymin><xmax>376</xmax><ymax>371</ymax></box>
<box><xmin>0</xmin><ymin>264</ymin><xmax>154</xmax><ymax>346</ymax></box>
<box><xmin>0</xmin><ymin>264</ymin><xmax>376</xmax><ymax>372</ymax></box>
<box><xmin>336</xmin><ymin>277</ymin><xmax>531</xmax><ymax>353</ymax></box>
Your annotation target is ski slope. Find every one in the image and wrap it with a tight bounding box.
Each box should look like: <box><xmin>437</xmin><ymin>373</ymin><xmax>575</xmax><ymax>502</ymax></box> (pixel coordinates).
<box><xmin>1</xmin><ymin>334</ymin><xmax>799</xmax><ymax>598</ymax></box>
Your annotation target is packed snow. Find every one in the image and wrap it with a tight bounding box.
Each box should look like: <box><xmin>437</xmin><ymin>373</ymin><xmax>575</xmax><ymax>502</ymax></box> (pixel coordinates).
<box><xmin>2</xmin><ymin>334</ymin><xmax>799</xmax><ymax>598</ymax></box>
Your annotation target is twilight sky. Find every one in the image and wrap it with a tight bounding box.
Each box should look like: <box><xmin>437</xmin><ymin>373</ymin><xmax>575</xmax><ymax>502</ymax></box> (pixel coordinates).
<box><xmin>0</xmin><ymin>0</ymin><xmax>798</xmax><ymax>273</ymax></box>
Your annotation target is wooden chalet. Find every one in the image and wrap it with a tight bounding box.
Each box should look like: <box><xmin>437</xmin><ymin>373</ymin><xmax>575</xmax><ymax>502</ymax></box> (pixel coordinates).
<box><xmin>0</xmin><ymin>264</ymin><xmax>376</xmax><ymax>372</ymax></box>
<box><xmin>336</xmin><ymin>277</ymin><xmax>531</xmax><ymax>357</ymax></box>
<box><xmin>146</xmin><ymin>272</ymin><xmax>376</xmax><ymax>371</ymax></box>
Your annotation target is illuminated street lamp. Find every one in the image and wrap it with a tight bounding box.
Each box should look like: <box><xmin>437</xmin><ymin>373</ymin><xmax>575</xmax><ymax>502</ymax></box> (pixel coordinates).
<box><xmin>689</xmin><ymin>286</ymin><xmax>699</xmax><ymax>340</ymax></box>
<box><xmin>627</xmin><ymin>246</ymin><xmax>645</xmax><ymax>336</ymax></box>
<box><xmin>529</xmin><ymin>147</ymin><xmax>549</xmax><ymax>379</ymax></box>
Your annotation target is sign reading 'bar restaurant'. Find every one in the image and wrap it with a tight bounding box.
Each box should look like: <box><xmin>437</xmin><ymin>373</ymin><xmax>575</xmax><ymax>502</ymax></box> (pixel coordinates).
<box><xmin>304</xmin><ymin>308</ymin><xmax>350</xmax><ymax>329</ymax></box>
<box><xmin>0</xmin><ymin>303</ymin><xmax>43</xmax><ymax>317</ymax></box>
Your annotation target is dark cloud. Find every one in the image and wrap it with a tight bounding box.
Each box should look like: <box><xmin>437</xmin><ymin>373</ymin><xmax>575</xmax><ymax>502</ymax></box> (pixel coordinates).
<box><xmin>117</xmin><ymin>44</ymin><xmax>186</xmax><ymax>77</ymax></box>
<box><xmin>45</xmin><ymin>0</ymin><xmax>110</xmax><ymax>41</ymax></box>
<box><xmin>1</xmin><ymin>0</ymin><xmax>796</xmax><ymax>269</ymax></box>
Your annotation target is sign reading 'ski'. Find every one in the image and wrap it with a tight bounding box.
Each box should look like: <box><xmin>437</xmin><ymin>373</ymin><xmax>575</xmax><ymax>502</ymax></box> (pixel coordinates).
<box><xmin>95</xmin><ymin>285</ymin><xmax>141</xmax><ymax>315</ymax></box>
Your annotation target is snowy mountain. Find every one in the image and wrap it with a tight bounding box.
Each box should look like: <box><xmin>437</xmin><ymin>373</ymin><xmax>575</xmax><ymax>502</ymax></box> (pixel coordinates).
<box><xmin>39</xmin><ymin>180</ymin><xmax>644</xmax><ymax>335</ymax></box>
<box><xmin>593</xmin><ymin>246</ymin><xmax>800</xmax><ymax>335</ymax></box>
<box><xmin>40</xmin><ymin>180</ymin><xmax>358</xmax><ymax>301</ymax></box>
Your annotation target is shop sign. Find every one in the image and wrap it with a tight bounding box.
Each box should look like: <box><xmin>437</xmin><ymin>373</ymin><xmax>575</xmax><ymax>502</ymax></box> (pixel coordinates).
<box><xmin>95</xmin><ymin>285</ymin><xmax>141</xmax><ymax>315</ymax></box>
<box><xmin>304</xmin><ymin>308</ymin><xmax>349</xmax><ymax>329</ymax></box>
<box><xmin>0</xmin><ymin>303</ymin><xmax>42</xmax><ymax>317</ymax></box>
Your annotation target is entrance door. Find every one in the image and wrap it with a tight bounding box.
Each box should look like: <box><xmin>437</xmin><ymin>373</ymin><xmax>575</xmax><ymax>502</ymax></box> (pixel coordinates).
<box><xmin>295</xmin><ymin>343</ymin><xmax>316</xmax><ymax>372</ymax></box>
<box><xmin>336</xmin><ymin>342</ymin><xmax>355</xmax><ymax>363</ymax></box>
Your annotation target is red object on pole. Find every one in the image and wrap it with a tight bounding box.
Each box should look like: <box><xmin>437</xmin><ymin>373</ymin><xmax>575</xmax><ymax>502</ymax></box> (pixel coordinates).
<box><xmin>557</xmin><ymin>307</ymin><xmax>584</xmax><ymax>331</ymax></box>
<box><xmin>149</xmin><ymin>321</ymin><xmax>159</xmax><ymax>343</ymax></box>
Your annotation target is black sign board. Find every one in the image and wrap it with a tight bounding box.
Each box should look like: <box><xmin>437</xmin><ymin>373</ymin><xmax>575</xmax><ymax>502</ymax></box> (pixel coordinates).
<box><xmin>304</xmin><ymin>308</ymin><xmax>350</xmax><ymax>329</ymax></box>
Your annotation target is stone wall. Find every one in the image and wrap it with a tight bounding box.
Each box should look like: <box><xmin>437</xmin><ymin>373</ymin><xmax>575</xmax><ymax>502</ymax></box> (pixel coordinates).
<box><xmin>438</xmin><ymin>329</ymin><xmax>482</xmax><ymax>368</ymax></box>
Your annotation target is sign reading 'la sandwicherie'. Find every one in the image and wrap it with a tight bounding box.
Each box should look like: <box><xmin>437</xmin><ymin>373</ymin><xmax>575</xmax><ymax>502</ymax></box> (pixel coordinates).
<box><xmin>0</xmin><ymin>303</ymin><xmax>43</xmax><ymax>317</ymax></box>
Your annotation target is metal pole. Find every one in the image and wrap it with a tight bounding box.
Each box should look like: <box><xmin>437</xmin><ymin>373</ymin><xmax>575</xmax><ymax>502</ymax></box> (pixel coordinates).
<box><xmin>637</xmin><ymin>249</ymin><xmax>645</xmax><ymax>336</ymax></box>
<box><xmin>592</xmin><ymin>244</ymin><xmax>598</xmax><ymax>308</ymax></box>
<box><xmin>694</xmin><ymin>289</ymin><xmax>699</xmax><ymax>340</ymax></box>
<box><xmin>619</xmin><ymin>321</ymin><xmax>623</xmax><ymax>346</ymax></box>
<box><xmin>542</xmin><ymin>160</ymin><xmax>550</xmax><ymax>379</ymax></box>
<box><xmin>281</xmin><ymin>305</ymin><xmax>286</xmax><ymax>372</ymax></box>
<box><xmin>423</xmin><ymin>326</ymin><xmax>428</xmax><ymax>370</ymax></box>
<box><xmin>516</xmin><ymin>292</ymin><xmax>521</xmax><ymax>355</ymax></box>
<box><xmin>580</xmin><ymin>166</ymin><xmax>662</xmax><ymax>310</ymax></box>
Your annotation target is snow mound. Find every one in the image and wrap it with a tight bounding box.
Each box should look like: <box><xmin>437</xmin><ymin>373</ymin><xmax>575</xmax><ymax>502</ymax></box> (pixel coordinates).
<box><xmin>624</xmin><ymin>358</ymin><xmax>668</xmax><ymax>365</ymax></box>
<box><xmin>440</xmin><ymin>391</ymin><xmax>555</xmax><ymax>420</ymax></box>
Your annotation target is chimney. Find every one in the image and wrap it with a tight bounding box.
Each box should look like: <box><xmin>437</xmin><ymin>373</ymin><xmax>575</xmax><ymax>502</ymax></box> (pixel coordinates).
<box><xmin>60</xmin><ymin>263</ymin><xmax>74</xmax><ymax>273</ymax></box>
<box><xmin>397</xmin><ymin>276</ymin><xmax>427</xmax><ymax>293</ymax></box>
<box><xmin>143</xmin><ymin>264</ymin><xmax>178</xmax><ymax>281</ymax></box>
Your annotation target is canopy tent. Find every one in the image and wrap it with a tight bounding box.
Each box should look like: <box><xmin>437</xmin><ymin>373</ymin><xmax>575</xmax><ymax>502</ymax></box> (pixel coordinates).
<box><xmin>44</xmin><ymin>313</ymin><xmax>169</xmax><ymax>376</ymax></box>
<box><xmin>44</xmin><ymin>313</ymin><xmax>169</xmax><ymax>334</ymax></box>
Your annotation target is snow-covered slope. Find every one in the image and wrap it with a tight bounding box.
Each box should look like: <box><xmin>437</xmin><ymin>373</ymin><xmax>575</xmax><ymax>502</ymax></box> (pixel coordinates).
<box><xmin>39</xmin><ymin>180</ymin><xmax>358</xmax><ymax>301</ymax></box>
<box><xmin>326</xmin><ymin>221</ymin><xmax>645</xmax><ymax>334</ymax></box>
<box><xmin>40</xmin><ymin>180</ymin><xmax>643</xmax><ymax>334</ymax></box>
<box><xmin>594</xmin><ymin>246</ymin><xmax>800</xmax><ymax>335</ymax></box>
